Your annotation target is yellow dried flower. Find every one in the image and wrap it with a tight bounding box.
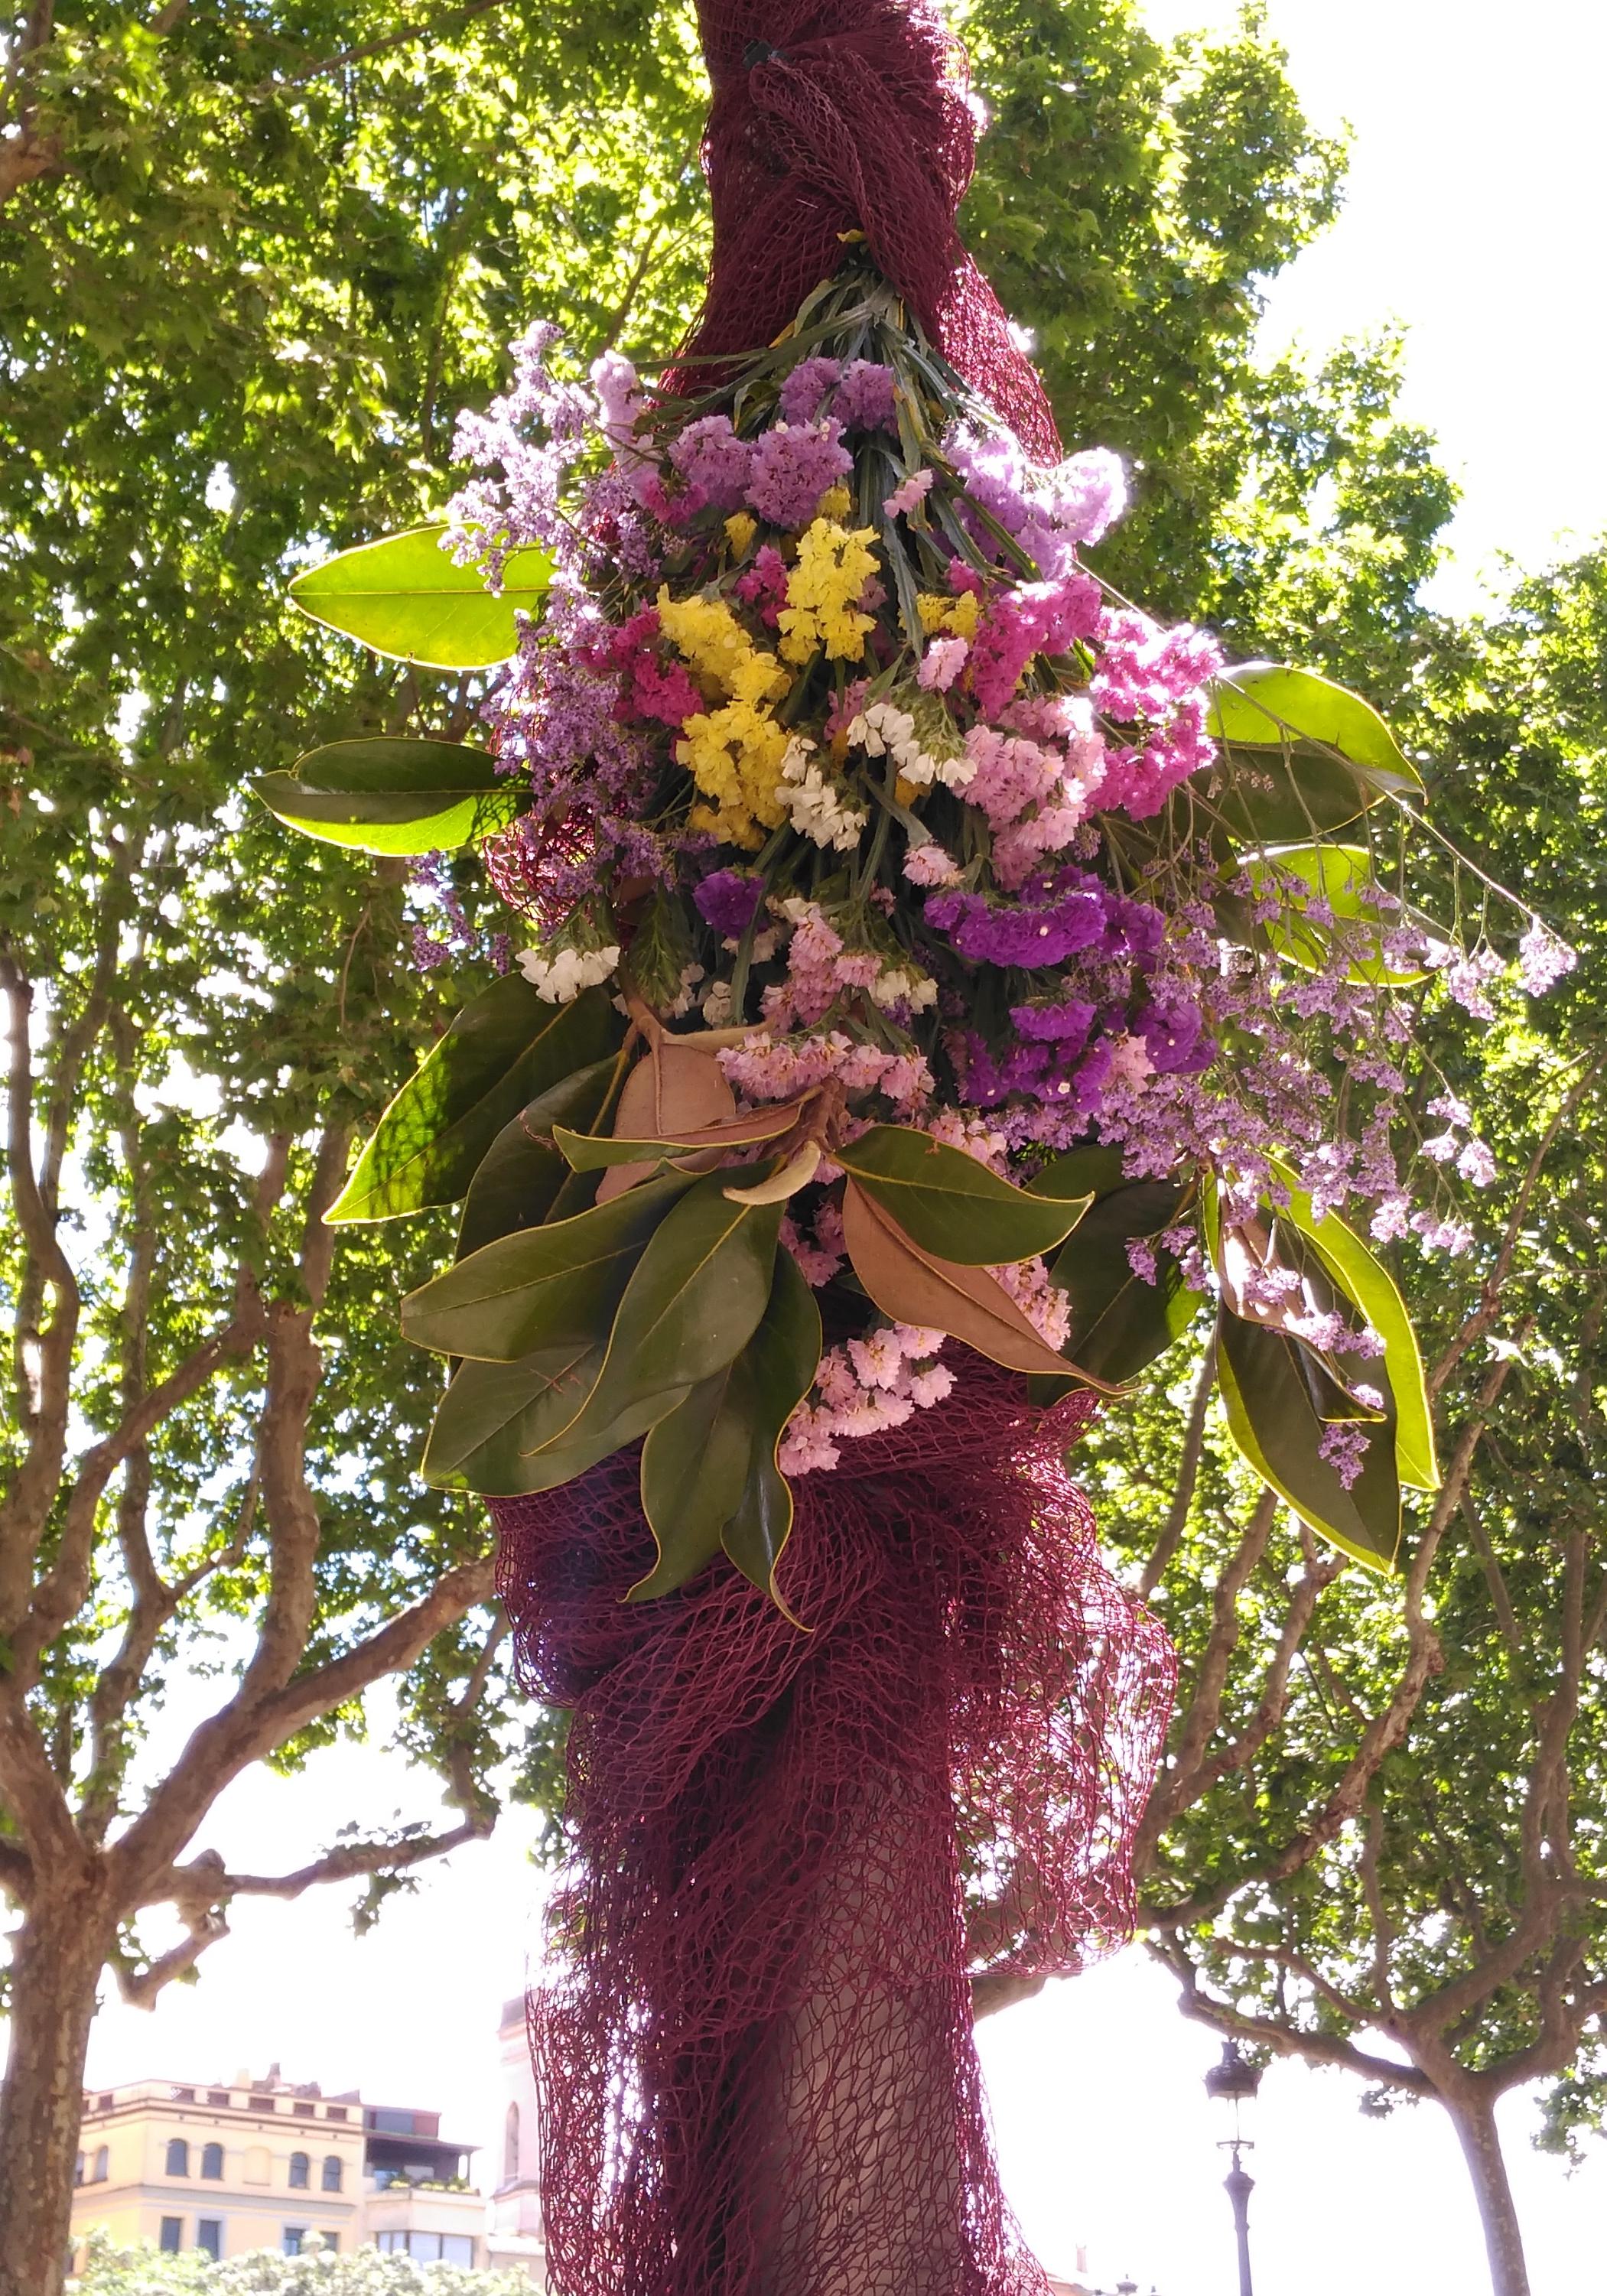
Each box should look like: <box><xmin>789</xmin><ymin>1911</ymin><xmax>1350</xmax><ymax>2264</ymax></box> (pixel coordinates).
<box><xmin>778</xmin><ymin>517</ymin><xmax>879</xmax><ymax>667</ymax></box>
<box><xmin>724</xmin><ymin>511</ymin><xmax>758</xmax><ymax>557</ymax></box>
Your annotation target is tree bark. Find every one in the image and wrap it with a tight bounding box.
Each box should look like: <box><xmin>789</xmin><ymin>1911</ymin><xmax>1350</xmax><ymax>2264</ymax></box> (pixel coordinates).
<box><xmin>0</xmin><ymin>1890</ymin><xmax>116</xmax><ymax>2296</ymax></box>
<box><xmin>1444</xmin><ymin>2088</ymin><xmax>1531</xmax><ymax>2296</ymax></box>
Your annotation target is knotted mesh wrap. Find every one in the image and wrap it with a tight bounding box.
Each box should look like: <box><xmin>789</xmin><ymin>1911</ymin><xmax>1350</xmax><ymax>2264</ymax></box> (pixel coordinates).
<box><xmin>676</xmin><ymin>0</ymin><xmax>1063</xmax><ymax>461</ymax></box>
<box><xmin>494</xmin><ymin>1360</ymin><xmax>1174</xmax><ymax>2295</ymax></box>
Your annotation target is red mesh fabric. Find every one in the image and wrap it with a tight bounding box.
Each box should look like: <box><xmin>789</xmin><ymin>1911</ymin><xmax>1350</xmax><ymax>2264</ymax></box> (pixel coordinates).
<box><xmin>675</xmin><ymin>0</ymin><xmax>1062</xmax><ymax>462</ymax></box>
<box><xmin>494</xmin><ymin>1358</ymin><xmax>1175</xmax><ymax>2295</ymax></box>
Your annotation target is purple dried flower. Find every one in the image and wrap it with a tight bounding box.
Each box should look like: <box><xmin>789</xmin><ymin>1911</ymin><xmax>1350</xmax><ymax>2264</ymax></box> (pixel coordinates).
<box><xmin>668</xmin><ymin>415</ymin><xmax>753</xmax><ymax>513</ymax></box>
<box><xmin>779</xmin><ymin>357</ymin><xmax>841</xmax><ymax>424</ymax></box>
<box><xmin>833</xmin><ymin>359</ymin><xmax>898</xmax><ymax>431</ymax></box>
<box><xmin>695</xmin><ymin>869</ymin><xmax>766</xmax><ymax>938</ymax></box>
<box><xmin>745</xmin><ymin>420</ymin><xmax>853</xmax><ymax>528</ymax></box>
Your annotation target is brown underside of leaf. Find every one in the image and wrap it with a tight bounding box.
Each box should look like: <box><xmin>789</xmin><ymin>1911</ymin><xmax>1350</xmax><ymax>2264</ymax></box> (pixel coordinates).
<box><xmin>597</xmin><ymin>1036</ymin><xmax>740</xmax><ymax>1202</ymax></box>
<box><xmin>841</xmin><ymin>1181</ymin><xmax>1117</xmax><ymax>1387</ymax></box>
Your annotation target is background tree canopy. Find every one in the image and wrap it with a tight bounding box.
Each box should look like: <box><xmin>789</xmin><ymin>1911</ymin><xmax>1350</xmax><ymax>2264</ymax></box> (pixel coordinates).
<box><xmin>2</xmin><ymin>3</ymin><xmax>1602</xmax><ymax>2294</ymax></box>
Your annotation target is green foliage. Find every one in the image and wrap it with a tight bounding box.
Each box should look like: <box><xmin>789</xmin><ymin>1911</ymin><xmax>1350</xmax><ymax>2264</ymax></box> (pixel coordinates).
<box><xmin>73</xmin><ymin>2229</ymin><xmax>532</xmax><ymax>2295</ymax></box>
<box><xmin>252</xmin><ymin>739</ymin><xmax>522</xmax><ymax>857</ymax></box>
<box><xmin>288</xmin><ymin>527</ymin><xmax>552</xmax><ymax>671</ymax></box>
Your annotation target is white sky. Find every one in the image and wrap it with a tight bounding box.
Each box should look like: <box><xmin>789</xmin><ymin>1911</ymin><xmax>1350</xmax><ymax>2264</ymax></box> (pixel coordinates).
<box><xmin>48</xmin><ymin>3</ymin><xmax>1607</xmax><ymax>2290</ymax></box>
<box><xmin>1139</xmin><ymin>0</ymin><xmax>1607</xmax><ymax>617</ymax></box>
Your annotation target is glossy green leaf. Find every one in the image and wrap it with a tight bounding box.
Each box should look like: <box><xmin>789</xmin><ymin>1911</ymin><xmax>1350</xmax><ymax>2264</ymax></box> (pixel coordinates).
<box><xmin>328</xmin><ymin>980</ymin><xmax>620</xmax><ymax>1224</ymax></box>
<box><xmin>1268</xmin><ymin>1158</ymin><xmax>1439</xmax><ymax>1491</ymax></box>
<box><xmin>1209</xmin><ymin>662</ymin><xmax>1422</xmax><ymax>843</ymax></box>
<box><xmin>1215</xmin><ymin>1307</ymin><xmax>1403</xmax><ymax>1572</ymax></box>
<box><xmin>420</xmin><ymin>1342</ymin><xmax>606</xmax><ymax>1494</ymax></box>
<box><xmin>1037</xmin><ymin>1180</ymin><xmax>1200</xmax><ymax>1391</ymax></box>
<box><xmin>402</xmin><ymin>1168</ymin><xmax>693</xmax><ymax>1360</ymax></box>
<box><xmin>289</xmin><ymin>522</ymin><xmax>554</xmax><ymax>668</ymax></box>
<box><xmin>588</xmin><ymin>1179</ymin><xmax>786</xmax><ymax>1412</ymax></box>
<box><xmin>1245</xmin><ymin>845</ymin><xmax>1433</xmax><ymax>985</ymax></box>
<box><xmin>552</xmin><ymin>1094</ymin><xmax>806</xmax><ymax>1170</ymax></box>
<box><xmin>1026</xmin><ymin>1144</ymin><xmax>1131</xmax><ymax>1203</ymax></box>
<box><xmin>836</xmin><ymin>1126</ymin><xmax>1089</xmax><ymax>1265</ymax></box>
<box><xmin>456</xmin><ymin>1057</ymin><xmax>621</xmax><ymax>1262</ymax></box>
<box><xmin>720</xmin><ymin>1247</ymin><xmax>822</xmax><ymax>1615</ymax></box>
<box><xmin>250</xmin><ymin>737</ymin><xmax>522</xmax><ymax>856</ymax></box>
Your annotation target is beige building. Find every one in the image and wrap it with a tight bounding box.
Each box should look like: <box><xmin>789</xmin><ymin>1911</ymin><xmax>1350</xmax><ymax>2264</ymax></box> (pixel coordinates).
<box><xmin>70</xmin><ymin>2067</ymin><xmax>483</xmax><ymax>2269</ymax></box>
<box><xmin>483</xmin><ymin>1997</ymin><xmax>548</xmax><ymax>2284</ymax></box>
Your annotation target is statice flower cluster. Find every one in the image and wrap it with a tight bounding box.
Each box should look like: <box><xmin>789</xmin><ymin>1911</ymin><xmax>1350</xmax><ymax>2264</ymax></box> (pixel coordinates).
<box><xmin>431</xmin><ymin>299</ymin><xmax>1572</xmax><ymax>1473</ymax></box>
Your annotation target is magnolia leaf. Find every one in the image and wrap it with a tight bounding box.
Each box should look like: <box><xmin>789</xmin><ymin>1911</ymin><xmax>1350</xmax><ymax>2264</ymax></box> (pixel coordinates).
<box><xmin>720</xmin><ymin>1247</ymin><xmax>821</xmax><ymax>1619</ymax></box>
<box><xmin>836</xmin><ymin>1126</ymin><xmax>1090</xmax><ymax>1265</ymax></box>
<box><xmin>1038</xmin><ymin>1179</ymin><xmax>1200</xmax><ymax>1391</ymax></box>
<box><xmin>1245</xmin><ymin>844</ymin><xmax>1434</xmax><ymax>985</ymax></box>
<box><xmin>1268</xmin><ymin>1157</ymin><xmax>1439</xmax><ymax>1492</ymax></box>
<box><xmin>1026</xmin><ymin>1144</ymin><xmax>1130</xmax><ymax>1203</ymax></box>
<box><xmin>632</xmin><ymin>1370</ymin><xmax>753</xmax><ymax>1602</ymax></box>
<box><xmin>289</xmin><ymin>522</ymin><xmax>554</xmax><ymax>669</ymax></box>
<box><xmin>402</xmin><ymin>1168</ymin><xmax>694</xmax><ymax>1360</ymax></box>
<box><xmin>1215</xmin><ymin>1307</ymin><xmax>1403</xmax><ymax>1572</ymax></box>
<box><xmin>456</xmin><ymin>1057</ymin><xmax>620</xmax><ymax>1262</ymax></box>
<box><xmin>251</xmin><ymin>738</ymin><xmax>521</xmax><ymax>856</ymax></box>
<box><xmin>420</xmin><ymin>1342</ymin><xmax>606</xmax><ymax>1494</ymax></box>
<box><xmin>723</xmin><ymin>1141</ymin><xmax>823</xmax><ymax>1205</ymax></box>
<box><xmin>595</xmin><ymin>1036</ymin><xmax>740</xmax><ymax>1204</ymax></box>
<box><xmin>482</xmin><ymin>1376</ymin><xmax>697</xmax><ymax>1499</ymax></box>
<box><xmin>329</xmin><ymin>980</ymin><xmax>620</xmax><ymax>1224</ymax></box>
<box><xmin>551</xmin><ymin>1179</ymin><xmax>786</xmax><ymax>1474</ymax></box>
<box><xmin>1209</xmin><ymin>662</ymin><xmax>1421</xmax><ymax>843</ymax></box>
<box><xmin>842</xmin><ymin>1181</ymin><xmax>1117</xmax><ymax>1385</ymax></box>
<box><xmin>554</xmin><ymin>1092</ymin><xmax>809</xmax><ymax>1171</ymax></box>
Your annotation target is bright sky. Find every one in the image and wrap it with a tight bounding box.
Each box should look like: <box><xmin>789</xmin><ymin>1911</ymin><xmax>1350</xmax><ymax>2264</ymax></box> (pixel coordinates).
<box><xmin>55</xmin><ymin>5</ymin><xmax>1607</xmax><ymax>2291</ymax></box>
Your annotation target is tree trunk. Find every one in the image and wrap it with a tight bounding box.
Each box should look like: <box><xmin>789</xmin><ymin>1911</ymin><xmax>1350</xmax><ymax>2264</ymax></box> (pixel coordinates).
<box><xmin>0</xmin><ymin>1893</ymin><xmax>115</xmax><ymax>2296</ymax></box>
<box><xmin>1444</xmin><ymin>2088</ymin><xmax>1531</xmax><ymax>2296</ymax></box>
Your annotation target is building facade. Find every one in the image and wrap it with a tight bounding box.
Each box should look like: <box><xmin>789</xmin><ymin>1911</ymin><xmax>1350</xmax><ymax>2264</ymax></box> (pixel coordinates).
<box><xmin>69</xmin><ymin>2068</ymin><xmax>482</xmax><ymax>2269</ymax></box>
<box><xmin>483</xmin><ymin>1997</ymin><xmax>548</xmax><ymax>2285</ymax></box>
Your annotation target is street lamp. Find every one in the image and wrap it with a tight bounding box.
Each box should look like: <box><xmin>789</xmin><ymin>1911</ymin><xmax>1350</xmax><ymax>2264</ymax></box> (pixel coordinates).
<box><xmin>1203</xmin><ymin>2040</ymin><xmax>1262</xmax><ymax>2296</ymax></box>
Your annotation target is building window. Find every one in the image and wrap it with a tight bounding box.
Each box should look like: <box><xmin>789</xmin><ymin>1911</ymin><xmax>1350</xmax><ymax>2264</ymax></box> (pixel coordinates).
<box><xmin>371</xmin><ymin>2233</ymin><xmax>475</xmax><ymax>2265</ymax></box>
<box><xmin>325</xmin><ymin>2106</ymin><xmax>348</xmax><ymax>2122</ymax></box>
<box><xmin>93</xmin><ymin>2147</ymin><xmax>109</xmax><ymax>2183</ymax></box>
<box><xmin>201</xmin><ymin>2142</ymin><xmax>224</xmax><ymax>2180</ymax></box>
<box><xmin>165</xmin><ymin>2139</ymin><xmax>190</xmax><ymax>2177</ymax></box>
<box><xmin>158</xmin><ymin>2220</ymin><xmax>183</xmax><ymax>2255</ymax></box>
<box><xmin>503</xmin><ymin>2102</ymin><xmax>520</xmax><ymax>2184</ymax></box>
<box><xmin>197</xmin><ymin>2220</ymin><xmax>222</xmax><ymax>2261</ymax></box>
<box><xmin>320</xmin><ymin>2233</ymin><xmax>340</xmax><ymax>2253</ymax></box>
<box><xmin>441</xmin><ymin>2235</ymin><xmax>475</xmax><ymax>2266</ymax></box>
<box><xmin>320</xmin><ymin>2155</ymin><xmax>343</xmax><ymax>2193</ymax></box>
<box><xmin>288</xmin><ymin>2151</ymin><xmax>311</xmax><ymax>2189</ymax></box>
<box><xmin>282</xmin><ymin>2228</ymin><xmax>306</xmax><ymax>2256</ymax></box>
<box><xmin>293</xmin><ymin>2101</ymin><xmax>315</xmax><ymax>2119</ymax></box>
<box><xmin>171</xmin><ymin>2086</ymin><xmax>196</xmax><ymax>2103</ymax></box>
<box><xmin>249</xmin><ymin>2093</ymin><xmax>275</xmax><ymax>2114</ymax></box>
<box><xmin>207</xmin><ymin>2089</ymin><xmax>232</xmax><ymax>2108</ymax></box>
<box><xmin>74</xmin><ymin>2155</ymin><xmax>85</xmax><ymax>2187</ymax></box>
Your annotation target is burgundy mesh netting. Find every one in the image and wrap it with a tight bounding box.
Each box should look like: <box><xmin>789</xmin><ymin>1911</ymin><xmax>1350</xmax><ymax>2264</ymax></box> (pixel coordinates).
<box><xmin>494</xmin><ymin>1361</ymin><xmax>1175</xmax><ymax>2295</ymax></box>
<box><xmin>673</xmin><ymin>0</ymin><xmax>1062</xmax><ymax>461</ymax></box>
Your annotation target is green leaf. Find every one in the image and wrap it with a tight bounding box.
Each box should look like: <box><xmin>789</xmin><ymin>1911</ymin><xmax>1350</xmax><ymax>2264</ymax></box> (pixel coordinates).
<box><xmin>1215</xmin><ymin>1308</ymin><xmax>1403</xmax><ymax>1572</ymax></box>
<box><xmin>402</xmin><ymin>1167</ymin><xmax>693</xmax><ymax>1360</ymax></box>
<box><xmin>420</xmin><ymin>1342</ymin><xmax>606</xmax><ymax>1494</ymax></box>
<box><xmin>456</xmin><ymin>1057</ymin><xmax>621</xmax><ymax>1261</ymax></box>
<box><xmin>329</xmin><ymin>980</ymin><xmax>621</xmax><ymax>1224</ymax></box>
<box><xmin>1244</xmin><ymin>845</ymin><xmax>1433</xmax><ymax>985</ymax></box>
<box><xmin>583</xmin><ymin>1178</ymin><xmax>786</xmax><ymax>1423</ymax></box>
<box><xmin>251</xmin><ymin>738</ymin><xmax>522</xmax><ymax>856</ymax></box>
<box><xmin>633</xmin><ymin>1247</ymin><xmax>823</xmax><ymax>1608</ymax></box>
<box><xmin>720</xmin><ymin>1247</ymin><xmax>822</xmax><ymax>1613</ymax></box>
<box><xmin>289</xmin><ymin>523</ymin><xmax>553</xmax><ymax>669</ymax></box>
<box><xmin>551</xmin><ymin>1095</ymin><xmax>807</xmax><ymax>1170</ymax></box>
<box><xmin>1268</xmin><ymin>1158</ymin><xmax>1439</xmax><ymax>1492</ymax></box>
<box><xmin>836</xmin><ymin>1126</ymin><xmax>1089</xmax><ymax>1264</ymax></box>
<box><xmin>1209</xmin><ymin>662</ymin><xmax>1422</xmax><ymax>843</ymax></box>
<box><xmin>1026</xmin><ymin>1144</ymin><xmax>1132</xmax><ymax>1203</ymax></box>
<box><xmin>1036</xmin><ymin>1181</ymin><xmax>1200</xmax><ymax>1392</ymax></box>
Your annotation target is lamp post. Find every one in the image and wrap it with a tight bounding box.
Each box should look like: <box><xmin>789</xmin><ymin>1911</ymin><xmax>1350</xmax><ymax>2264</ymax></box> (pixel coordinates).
<box><xmin>1204</xmin><ymin>2041</ymin><xmax>1262</xmax><ymax>2296</ymax></box>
